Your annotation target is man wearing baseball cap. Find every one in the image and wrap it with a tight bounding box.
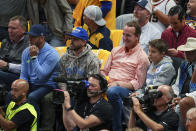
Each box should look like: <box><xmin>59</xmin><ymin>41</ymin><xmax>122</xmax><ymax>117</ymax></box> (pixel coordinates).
<box><xmin>58</xmin><ymin>27</ymin><xmax>100</xmax><ymax>89</ymax></box>
<box><xmin>83</xmin><ymin>5</ymin><xmax>113</xmax><ymax>51</ymax></box>
<box><xmin>20</xmin><ymin>24</ymin><xmax>60</xmax><ymax>128</ymax></box>
<box><xmin>172</xmin><ymin>37</ymin><xmax>196</xmax><ymax>128</ymax></box>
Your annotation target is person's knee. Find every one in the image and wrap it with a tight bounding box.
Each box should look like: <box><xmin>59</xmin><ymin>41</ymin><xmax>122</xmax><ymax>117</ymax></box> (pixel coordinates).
<box><xmin>28</xmin><ymin>93</ymin><xmax>39</xmax><ymax>103</ymax></box>
<box><xmin>106</xmin><ymin>86</ymin><xmax>119</xmax><ymax>98</ymax></box>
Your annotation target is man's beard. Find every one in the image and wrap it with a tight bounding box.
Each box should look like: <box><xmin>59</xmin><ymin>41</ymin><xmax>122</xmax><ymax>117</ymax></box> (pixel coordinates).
<box><xmin>11</xmin><ymin>94</ymin><xmax>24</xmax><ymax>103</ymax></box>
<box><xmin>69</xmin><ymin>43</ymin><xmax>83</xmax><ymax>51</ymax></box>
<box><xmin>133</xmin><ymin>16</ymin><xmax>139</xmax><ymax>22</ymax></box>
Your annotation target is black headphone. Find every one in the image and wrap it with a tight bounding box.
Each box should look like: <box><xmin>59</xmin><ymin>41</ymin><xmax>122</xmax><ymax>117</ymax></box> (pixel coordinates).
<box><xmin>89</xmin><ymin>74</ymin><xmax>108</xmax><ymax>93</ymax></box>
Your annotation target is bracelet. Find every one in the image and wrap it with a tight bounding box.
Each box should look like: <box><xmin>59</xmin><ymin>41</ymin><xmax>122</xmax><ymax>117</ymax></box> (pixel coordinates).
<box><xmin>31</xmin><ymin>56</ymin><xmax>37</xmax><ymax>60</ymax></box>
<box><xmin>66</xmin><ymin>106</ymin><xmax>73</xmax><ymax>112</ymax></box>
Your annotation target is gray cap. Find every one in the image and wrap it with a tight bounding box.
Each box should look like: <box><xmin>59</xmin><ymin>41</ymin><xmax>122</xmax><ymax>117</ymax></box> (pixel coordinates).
<box><xmin>83</xmin><ymin>5</ymin><xmax>106</xmax><ymax>26</ymax></box>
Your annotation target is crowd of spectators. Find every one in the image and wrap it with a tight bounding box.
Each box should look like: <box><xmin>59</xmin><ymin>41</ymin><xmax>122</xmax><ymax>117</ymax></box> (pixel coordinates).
<box><xmin>0</xmin><ymin>0</ymin><xmax>196</xmax><ymax>131</ymax></box>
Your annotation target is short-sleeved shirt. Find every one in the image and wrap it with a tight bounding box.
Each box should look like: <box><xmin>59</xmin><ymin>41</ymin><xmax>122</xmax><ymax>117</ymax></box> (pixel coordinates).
<box><xmin>76</xmin><ymin>98</ymin><xmax>113</xmax><ymax>131</ymax></box>
<box><xmin>136</xmin><ymin>108</ymin><xmax>179</xmax><ymax>131</ymax></box>
<box><xmin>8</xmin><ymin>102</ymin><xmax>35</xmax><ymax>131</ymax></box>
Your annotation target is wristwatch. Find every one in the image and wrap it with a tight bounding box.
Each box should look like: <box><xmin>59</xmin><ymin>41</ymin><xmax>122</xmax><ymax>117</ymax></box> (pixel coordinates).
<box><xmin>31</xmin><ymin>56</ymin><xmax>37</xmax><ymax>60</ymax></box>
<box><xmin>66</xmin><ymin>106</ymin><xmax>74</xmax><ymax>112</ymax></box>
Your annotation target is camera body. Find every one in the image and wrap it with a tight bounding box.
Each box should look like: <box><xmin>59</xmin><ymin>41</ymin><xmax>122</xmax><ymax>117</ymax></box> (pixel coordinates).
<box><xmin>123</xmin><ymin>86</ymin><xmax>162</xmax><ymax>112</ymax></box>
<box><xmin>53</xmin><ymin>77</ymin><xmax>90</xmax><ymax>104</ymax></box>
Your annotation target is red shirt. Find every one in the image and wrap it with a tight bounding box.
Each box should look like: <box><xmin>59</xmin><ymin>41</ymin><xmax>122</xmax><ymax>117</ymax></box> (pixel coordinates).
<box><xmin>161</xmin><ymin>25</ymin><xmax>196</xmax><ymax>58</ymax></box>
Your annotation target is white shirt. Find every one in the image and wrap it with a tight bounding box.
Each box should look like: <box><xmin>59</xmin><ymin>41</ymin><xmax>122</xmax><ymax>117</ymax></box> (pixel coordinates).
<box><xmin>149</xmin><ymin>0</ymin><xmax>176</xmax><ymax>33</ymax></box>
<box><xmin>140</xmin><ymin>22</ymin><xmax>161</xmax><ymax>54</ymax></box>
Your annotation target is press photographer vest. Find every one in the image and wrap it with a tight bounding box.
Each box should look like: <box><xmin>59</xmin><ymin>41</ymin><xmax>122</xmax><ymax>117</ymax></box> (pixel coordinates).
<box><xmin>5</xmin><ymin>101</ymin><xmax>37</xmax><ymax>131</ymax></box>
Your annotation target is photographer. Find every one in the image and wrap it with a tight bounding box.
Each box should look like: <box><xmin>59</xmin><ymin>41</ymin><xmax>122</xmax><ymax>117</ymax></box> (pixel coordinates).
<box><xmin>63</xmin><ymin>74</ymin><xmax>113</xmax><ymax>131</ymax></box>
<box><xmin>129</xmin><ymin>85</ymin><xmax>179</xmax><ymax>131</ymax></box>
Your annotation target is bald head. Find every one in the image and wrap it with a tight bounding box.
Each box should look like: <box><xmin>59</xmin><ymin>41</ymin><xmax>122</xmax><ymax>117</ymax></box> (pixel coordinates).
<box><xmin>158</xmin><ymin>85</ymin><xmax>174</xmax><ymax>99</ymax></box>
<box><xmin>12</xmin><ymin>79</ymin><xmax>29</xmax><ymax>93</ymax></box>
<box><xmin>187</xmin><ymin>107</ymin><xmax>196</xmax><ymax>119</ymax></box>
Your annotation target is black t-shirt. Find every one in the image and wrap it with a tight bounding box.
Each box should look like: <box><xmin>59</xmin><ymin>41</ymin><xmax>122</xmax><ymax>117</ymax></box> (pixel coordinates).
<box><xmin>136</xmin><ymin>108</ymin><xmax>179</xmax><ymax>131</ymax></box>
<box><xmin>10</xmin><ymin>102</ymin><xmax>35</xmax><ymax>131</ymax></box>
<box><xmin>76</xmin><ymin>98</ymin><xmax>113</xmax><ymax>131</ymax></box>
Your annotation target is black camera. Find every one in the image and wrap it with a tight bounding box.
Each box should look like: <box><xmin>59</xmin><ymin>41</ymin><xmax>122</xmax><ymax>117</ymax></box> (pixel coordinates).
<box><xmin>123</xmin><ymin>87</ymin><xmax>162</xmax><ymax>111</ymax></box>
<box><xmin>53</xmin><ymin>77</ymin><xmax>90</xmax><ymax>104</ymax></box>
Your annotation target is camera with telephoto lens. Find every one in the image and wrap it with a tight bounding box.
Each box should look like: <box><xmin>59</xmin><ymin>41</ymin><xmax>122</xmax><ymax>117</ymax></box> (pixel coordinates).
<box><xmin>123</xmin><ymin>86</ymin><xmax>162</xmax><ymax>112</ymax></box>
<box><xmin>53</xmin><ymin>77</ymin><xmax>90</xmax><ymax>104</ymax></box>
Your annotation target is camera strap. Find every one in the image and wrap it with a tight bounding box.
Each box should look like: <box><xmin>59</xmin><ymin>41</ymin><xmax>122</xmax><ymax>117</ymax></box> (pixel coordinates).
<box><xmin>83</xmin><ymin>98</ymin><xmax>103</xmax><ymax>117</ymax></box>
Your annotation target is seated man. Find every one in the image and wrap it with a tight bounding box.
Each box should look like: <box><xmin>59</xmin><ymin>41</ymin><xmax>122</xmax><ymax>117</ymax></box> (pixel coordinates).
<box><xmin>129</xmin><ymin>85</ymin><xmax>179</xmax><ymax>131</ymax></box>
<box><xmin>58</xmin><ymin>27</ymin><xmax>100</xmax><ymax>88</ymax></box>
<box><xmin>83</xmin><ymin>5</ymin><xmax>113</xmax><ymax>51</ymax></box>
<box><xmin>0</xmin><ymin>79</ymin><xmax>37</xmax><ymax>130</ymax></box>
<box><xmin>172</xmin><ymin>37</ymin><xmax>196</xmax><ymax>127</ymax></box>
<box><xmin>186</xmin><ymin>107</ymin><xmax>196</xmax><ymax>131</ymax></box>
<box><xmin>161</xmin><ymin>5</ymin><xmax>196</xmax><ymax>72</ymax></box>
<box><xmin>101</xmin><ymin>21</ymin><xmax>150</xmax><ymax>131</ymax></box>
<box><xmin>20</xmin><ymin>24</ymin><xmax>60</xmax><ymax>121</ymax></box>
<box><xmin>146</xmin><ymin>39</ymin><xmax>176</xmax><ymax>87</ymax></box>
<box><xmin>0</xmin><ymin>16</ymin><xmax>29</xmax><ymax>92</ymax></box>
<box><xmin>63</xmin><ymin>74</ymin><xmax>113</xmax><ymax>131</ymax></box>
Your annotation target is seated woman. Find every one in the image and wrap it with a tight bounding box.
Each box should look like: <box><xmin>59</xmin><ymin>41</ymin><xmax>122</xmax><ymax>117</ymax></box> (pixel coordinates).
<box><xmin>145</xmin><ymin>39</ymin><xmax>176</xmax><ymax>87</ymax></box>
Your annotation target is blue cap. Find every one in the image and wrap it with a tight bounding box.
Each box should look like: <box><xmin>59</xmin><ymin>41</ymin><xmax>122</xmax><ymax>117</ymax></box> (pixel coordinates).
<box><xmin>135</xmin><ymin>0</ymin><xmax>152</xmax><ymax>13</ymax></box>
<box><xmin>66</xmin><ymin>27</ymin><xmax>88</xmax><ymax>41</ymax></box>
<box><xmin>26</xmin><ymin>24</ymin><xmax>46</xmax><ymax>36</ymax></box>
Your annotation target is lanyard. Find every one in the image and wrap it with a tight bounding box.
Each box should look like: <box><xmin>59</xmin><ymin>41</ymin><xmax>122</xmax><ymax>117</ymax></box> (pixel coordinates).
<box><xmin>83</xmin><ymin>98</ymin><xmax>103</xmax><ymax>117</ymax></box>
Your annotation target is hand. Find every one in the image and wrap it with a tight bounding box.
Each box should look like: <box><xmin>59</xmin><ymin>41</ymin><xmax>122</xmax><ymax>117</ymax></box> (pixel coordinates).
<box><xmin>0</xmin><ymin>60</ymin><xmax>8</xmax><ymax>69</ymax></box>
<box><xmin>171</xmin><ymin>97</ymin><xmax>181</xmax><ymax>109</ymax></box>
<box><xmin>29</xmin><ymin>45</ymin><xmax>39</xmax><ymax>57</ymax></box>
<box><xmin>0</xmin><ymin>107</ymin><xmax>5</xmax><ymax>116</ymax></box>
<box><xmin>168</xmin><ymin>48</ymin><xmax>178</xmax><ymax>56</ymax></box>
<box><xmin>63</xmin><ymin>91</ymin><xmax>71</xmax><ymax>109</ymax></box>
<box><xmin>130</xmin><ymin>92</ymin><xmax>139</xmax><ymax>97</ymax></box>
<box><xmin>132</xmin><ymin>97</ymin><xmax>142</xmax><ymax>114</ymax></box>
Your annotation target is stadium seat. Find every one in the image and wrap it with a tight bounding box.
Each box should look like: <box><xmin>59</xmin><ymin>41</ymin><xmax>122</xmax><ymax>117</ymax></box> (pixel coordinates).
<box><xmin>110</xmin><ymin>29</ymin><xmax>123</xmax><ymax>48</ymax></box>
<box><xmin>55</xmin><ymin>46</ymin><xmax>67</xmax><ymax>57</ymax></box>
<box><xmin>91</xmin><ymin>49</ymin><xmax>111</xmax><ymax>69</ymax></box>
